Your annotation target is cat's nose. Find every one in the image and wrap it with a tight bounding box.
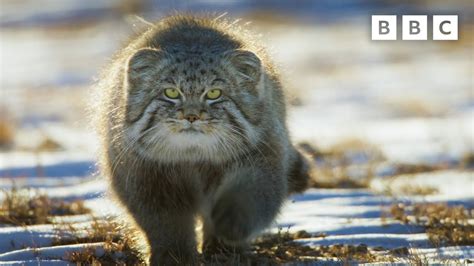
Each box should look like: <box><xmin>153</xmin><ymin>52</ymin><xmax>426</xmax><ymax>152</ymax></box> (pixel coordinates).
<box><xmin>185</xmin><ymin>114</ymin><xmax>200</xmax><ymax>123</ymax></box>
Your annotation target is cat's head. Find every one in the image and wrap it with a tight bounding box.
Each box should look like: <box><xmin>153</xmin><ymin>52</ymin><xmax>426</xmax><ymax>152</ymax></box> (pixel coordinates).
<box><xmin>122</xmin><ymin>48</ymin><xmax>265</xmax><ymax>163</ymax></box>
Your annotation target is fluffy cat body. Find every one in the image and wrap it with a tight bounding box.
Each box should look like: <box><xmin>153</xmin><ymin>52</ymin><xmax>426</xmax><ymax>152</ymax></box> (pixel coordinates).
<box><xmin>94</xmin><ymin>15</ymin><xmax>309</xmax><ymax>265</ymax></box>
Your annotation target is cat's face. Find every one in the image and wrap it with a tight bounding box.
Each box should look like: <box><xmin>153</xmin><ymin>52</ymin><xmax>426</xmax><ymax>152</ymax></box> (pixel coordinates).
<box><xmin>123</xmin><ymin>48</ymin><xmax>264</xmax><ymax>163</ymax></box>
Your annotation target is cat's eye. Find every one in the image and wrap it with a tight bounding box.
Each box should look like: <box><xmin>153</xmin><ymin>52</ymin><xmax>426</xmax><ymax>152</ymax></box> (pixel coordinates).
<box><xmin>164</xmin><ymin>88</ymin><xmax>180</xmax><ymax>99</ymax></box>
<box><xmin>206</xmin><ymin>89</ymin><xmax>222</xmax><ymax>100</ymax></box>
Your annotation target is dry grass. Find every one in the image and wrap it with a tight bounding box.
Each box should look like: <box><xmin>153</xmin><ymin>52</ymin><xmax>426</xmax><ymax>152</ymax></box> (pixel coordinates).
<box><xmin>0</xmin><ymin>186</ymin><xmax>144</xmax><ymax>264</ymax></box>
<box><xmin>382</xmin><ymin>183</ymin><xmax>439</xmax><ymax>196</ymax></box>
<box><xmin>298</xmin><ymin>139</ymin><xmax>385</xmax><ymax>189</ymax></box>
<box><xmin>385</xmin><ymin>203</ymin><xmax>474</xmax><ymax>246</ymax></box>
<box><xmin>57</xmin><ymin>219</ymin><xmax>145</xmax><ymax>265</ymax></box>
<box><xmin>65</xmin><ymin>241</ymin><xmax>144</xmax><ymax>265</ymax></box>
<box><xmin>65</xmin><ymin>223</ymin><xmax>464</xmax><ymax>266</ymax></box>
<box><xmin>64</xmin><ymin>237</ymin><xmax>144</xmax><ymax>265</ymax></box>
<box><xmin>384</xmin><ymin>98</ymin><xmax>446</xmax><ymax>118</ymax></box>
<box><xmin>414</xmin><ymin>204</ymin><xmax>474</xmax><ymax>246</ymax></box>
<box><xmin>389</xmin><ymin>162</ymin><xmax>446</xmax><ymax>176</ymax></box>
<box><xmin>201</xmin><ymin>229</ymin><xmax>380</xmax><ymax>265</ymax></box>
<box><xmin>0</xmin><ymin>186</ymin><xmax>376</xmax><ymax>264</ymax></box>
<box><xmin>0</xmin><ymin>187</ymin><xmax>91</xmax><ymax>226</ymax></box>
<box><xmin>0</xmin><ymin>113</ymin><xmax>15</xmax><ymax>150</ymax></box>
<box><xmin>62</xmin><ymin>225</ymin><xmax>380</xmax><ymax>265</ymax></box>
<box><xmin>397</xmin><ymin>184</ymin><xmax>439</xmax><ymax>196</ymax></box>
<box><xmin>66</xmin><ymin>247</ymin><xmax>104</xmax><ymax>265</ymax></box>
<box><xmin>299</xmin><ymin>139</ymin><xmax>465</xmax><ymax>191</ymax></box>
<box><xmin>36</xmin><ymin>136</ymin><xmax>63</xmax><ymax>152</ymax></box>
<box><xmin>376</xmin><ymin>162</ymin><xmax>444</xmax><ymax>196</ymax></box>
<box><xmin>244</xmin><ymin>230</ymin><xmax>325</xmax><ymax>264</ymax></box>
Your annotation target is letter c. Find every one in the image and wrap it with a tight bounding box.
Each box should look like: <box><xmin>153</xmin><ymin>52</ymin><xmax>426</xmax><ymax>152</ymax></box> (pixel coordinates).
<box><xmin>440</xmin><ymin>21</ymin><xmax>451</xmax><ymax>35</ymax></box>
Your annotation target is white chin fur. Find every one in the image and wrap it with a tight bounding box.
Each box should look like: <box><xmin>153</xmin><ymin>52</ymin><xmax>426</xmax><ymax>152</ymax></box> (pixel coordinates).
<box><xmin>139</xmin><ymin>130</ymin><xmax>236</xmax><ymax>163</ymax></box>
<box><xmin>155</xmin><ymin>135</ymin><xmax>229</xmax><ymax>163</ymax></box>
<box><xmin>166</xmin><ymin>131</ymin><xmax>219</xmax><ymax>150</ymax></box>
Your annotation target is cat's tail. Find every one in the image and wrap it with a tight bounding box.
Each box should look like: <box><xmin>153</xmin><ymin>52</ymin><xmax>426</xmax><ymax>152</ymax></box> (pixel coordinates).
<box><xmin>287</xmin><ymin>148</ymin><xmax>313</xmax><ymax>194</ymax></box>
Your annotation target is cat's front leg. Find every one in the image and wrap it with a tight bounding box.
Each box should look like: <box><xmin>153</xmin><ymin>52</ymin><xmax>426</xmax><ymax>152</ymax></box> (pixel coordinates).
<box><xmin>131</xmin><ymin>208</ymin><xmax>197</xmax><ymax>265</ymax></box>
<box><xmin>116</xmin><ymin>174</ymin><xmax>199</xmax><ymax>265</ymax></box>
<box><xmin>206</xmin><ymin>165</ymin><xmax>287</xmax><ymax>248</ymax></box>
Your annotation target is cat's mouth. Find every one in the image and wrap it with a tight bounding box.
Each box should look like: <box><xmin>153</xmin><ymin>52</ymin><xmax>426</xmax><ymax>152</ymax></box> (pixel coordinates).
<box><xmin>170</xmin><ymin>120</ymin><xmax>213</xmax><ymax>134</ymax></box>
<box><xmin>179</xmin><ymin>127</ymin><xmax>203</xmax><ymax>133</ymax></box>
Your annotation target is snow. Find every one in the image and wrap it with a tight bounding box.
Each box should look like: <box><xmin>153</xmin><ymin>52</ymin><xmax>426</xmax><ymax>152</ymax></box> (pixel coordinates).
<box><xmin>371</xmin><ymin>170</ymin><xmax>474</xmax><ymax>199</ymax></box>
<box><xmin>0</xmin><ymin>243</ymin><xmax>105</xmax><ymax>265</ymax></box>
<box><xmin>0</xmin><ymin>155</ymin><xmax>472</xmax><ymax>263</ymax></box>
<box><xmin>295</xmin><ymin>234</ymin><xmax>431</xmax><ymax>250</ymax></box>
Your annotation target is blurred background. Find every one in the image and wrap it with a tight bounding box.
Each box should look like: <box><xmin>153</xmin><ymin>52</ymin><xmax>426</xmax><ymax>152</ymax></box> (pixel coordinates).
<box><xmin>0</xmin><ymin>0</ymin><xmax>472</xmax><ymax>176</ymax></box>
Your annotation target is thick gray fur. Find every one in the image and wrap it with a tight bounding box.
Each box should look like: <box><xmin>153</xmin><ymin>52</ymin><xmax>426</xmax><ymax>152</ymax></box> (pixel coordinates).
<box><xmin>93</xmin><ymin>15</ymin><xmax>310</xmax><ymax>265</ymax></box>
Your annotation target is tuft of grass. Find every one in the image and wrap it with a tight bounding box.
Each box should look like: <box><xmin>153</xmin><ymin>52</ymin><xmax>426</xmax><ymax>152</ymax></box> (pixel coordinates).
<box><xmin>66</xmin><ymin>248</ymin><xmax>102</xmax><ymax>265</ymax></box>
<box><xmin>247</xmin><ymin>229</ymin><xmax>324</xmax><ymax>264</ymax></box>
<box><xmin>65</xmin><ymin>241</ymin><xmax>144</xmax><ymax>265</ymax></box>
<box><xmin>385</xmin><ymin>203</ymin><xmax>474</xmax><ymax>246</ymax></box>
<box><xmin>298</xmin><ymin>139</ymin><xmax>384</xmax><ymax>189</ymax></box>
<box><xmin>317</xmin><ymin>244</ymin><xmax>377</xmax><ymax>263</ymax></box>
<box><xmin>398</xmin><ymin>184</ymin><xmax>439</xmax><ymax>196</ymax></box>
<box><xmin>0</xmin><ymin>187</ymin><xmax>91</xmax><ymax>226</ymax></box>
<box><xmin>36</xmin><ymin>136</ymin><xmax>63</xmax><ymax>152</ymax></box>
<box><xmin>383</xmin><ymin>184</ymin><xmax>439</xmax><ymax>196</ymax></box>
<box><xmin>413</xmin><ymin>204</ymin><xmax>474</xmax><ymax>246</ymax></box>
<box><xmin>389</xmin><ymin>163</ymin><xmax>445</xmax><ymax>176</ymax></box>
<box><xmin>58</xmin><ymin>218</ymin><xmax>146</xmax><ymax>265</ymax></box>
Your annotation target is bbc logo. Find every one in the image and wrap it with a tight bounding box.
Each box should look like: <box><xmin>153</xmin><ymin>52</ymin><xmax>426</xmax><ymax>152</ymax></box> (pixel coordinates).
<box><xmin>372</xmin><ymin>15</ymin><xmax>458</xmax><ymax>41</ymax></box>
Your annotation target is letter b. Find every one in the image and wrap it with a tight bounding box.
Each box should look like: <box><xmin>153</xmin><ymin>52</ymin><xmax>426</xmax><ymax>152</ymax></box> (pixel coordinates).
<box><xmin>372</xmin><ymin>15</ymin><xmax>397</xmax><ymax>40</ymax></box>
<box><xmin>402</xmin><ymin>15</ymin><xmax>427</xmax><ymax>40</ymax></box>
<box><xmin>379</xmin><ymin>20</ymin><xmax>390</xmax><ymax>35</ymax></box>
<box><xmin>410</xmin><ymin>21</ymin><xmax>420</xmax><ymax>34</ymax></box>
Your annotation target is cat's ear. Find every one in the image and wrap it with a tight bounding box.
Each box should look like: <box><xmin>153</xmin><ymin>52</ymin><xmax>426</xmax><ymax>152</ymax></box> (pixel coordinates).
<box><xmin>125</xmin><ymin>48</ymin><xmax>165</xmax><ymax>122</ymax></box>
<box><xmin>227</xmin><ymin>49</ymin><xmax>262</xmax><ymax>82</ymax></box>
<box><xmin>126</xmin><ymin>48</ymin><xmax>165</xmax><ymax>84</ymax></box>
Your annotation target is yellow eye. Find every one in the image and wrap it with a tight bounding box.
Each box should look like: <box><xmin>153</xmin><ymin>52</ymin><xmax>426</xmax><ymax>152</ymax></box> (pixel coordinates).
<box><xmin>164</xmin><ymin>88</ymin><xmax>180</xmax><ymax>99</ymax></box>
<box><xmin>206</xmin><ymin>89</ymin><xmax>222</xmax><ymax>100</ymax></box>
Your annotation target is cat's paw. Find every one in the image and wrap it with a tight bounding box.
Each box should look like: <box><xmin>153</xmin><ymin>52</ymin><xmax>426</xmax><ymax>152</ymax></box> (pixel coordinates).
<box><xmin>211</xmin><ymin>195</ymin><xmax>255</xmax><ymax>243</ymax></box>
